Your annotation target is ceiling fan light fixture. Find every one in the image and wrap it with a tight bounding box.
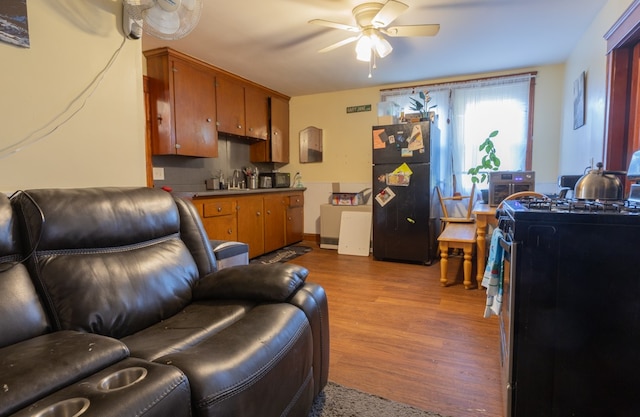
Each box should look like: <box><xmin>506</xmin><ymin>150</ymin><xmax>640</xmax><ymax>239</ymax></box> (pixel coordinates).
<box><xmin>355</xmin><ymin>35</ymin><xmax>373</xmax><ymax>62</ymax></box>
<box><xmin>371</xmin><ymin>32</ymin><xmax>393</xmax><ymax>58</ymax></box>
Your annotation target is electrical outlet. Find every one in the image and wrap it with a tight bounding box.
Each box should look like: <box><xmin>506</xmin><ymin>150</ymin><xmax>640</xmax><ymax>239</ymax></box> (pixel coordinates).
<box><xmin>152</xmin><ymin>167</ymin><xmax>165</xmax><ymax>181</ymax></box>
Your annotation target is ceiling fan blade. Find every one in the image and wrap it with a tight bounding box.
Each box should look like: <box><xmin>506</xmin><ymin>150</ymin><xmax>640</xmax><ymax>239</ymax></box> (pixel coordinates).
<box><xmin>318</xmin><ymin>35</ymin><xmax>361</xmax><ymax>53</ymax></box>
<box><xmin>372</xmin><ymin>0</ymin><xmax>409</xmax><ymax>28</ymax></box>
<box><xmin>308</xmin><ymin>19</ymin><xmax>360</xmax><ymax>33</ymax></box>
<box><xmin>383</xmin><ymin>24</ymin><xmax>440</xmax><ymax>37</ymax></box>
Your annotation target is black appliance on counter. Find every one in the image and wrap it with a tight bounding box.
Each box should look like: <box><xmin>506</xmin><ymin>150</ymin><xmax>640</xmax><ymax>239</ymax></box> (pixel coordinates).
<box><xmin>496</xmin><ymin>196</ymin><xmax>640</xmax><ymax>417</ymax></box>
<box><xmin>371</xmin><ymin>121</ymin><xmax>439</xmax><ymax>264</ymax></box>
<box><xmin>258</xmin><ymin>172</ymin><xmax>290</xmax><ymax>188</ymax></box>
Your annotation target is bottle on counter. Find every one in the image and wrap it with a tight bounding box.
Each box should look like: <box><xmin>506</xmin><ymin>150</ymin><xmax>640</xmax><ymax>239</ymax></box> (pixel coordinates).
<box><xmin>293</xmin><ymin>172</ymin><xmax>304</xmax><ymax>188</ymax></box>
<box><xmin>219</xmin><ymin>172</ymin><xmax>226</xmax><ymax>190</ymax></box>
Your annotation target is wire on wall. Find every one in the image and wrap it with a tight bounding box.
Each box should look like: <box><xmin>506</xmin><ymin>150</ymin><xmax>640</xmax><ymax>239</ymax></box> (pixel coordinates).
<box><xmin>0</xmin><ymin>36</ymin><xmax>128</xmax><ymax>160</ymax></box>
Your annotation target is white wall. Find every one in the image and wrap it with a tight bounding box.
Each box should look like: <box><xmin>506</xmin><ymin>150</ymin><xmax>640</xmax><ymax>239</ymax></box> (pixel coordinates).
<box><xmin>0</xmin><ymin>0</ymin><xmax>146</xmax><ymax>193</ymax></box>
<box><xmin>559</xmin><ymin>0</ymin><xmax>636</xmax><ymax>175</ymax></box>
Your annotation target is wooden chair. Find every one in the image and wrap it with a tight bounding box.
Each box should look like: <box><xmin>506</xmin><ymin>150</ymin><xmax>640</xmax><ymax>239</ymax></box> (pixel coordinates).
<box><xmin>435</xmin><ymin>183</ymin><xmax>476</xmax><ymax>233</ymax></box>
<box><xmin>435</xmin><ymin>184</ymin><xmax>477</xmax><ymax>289</ymax></box>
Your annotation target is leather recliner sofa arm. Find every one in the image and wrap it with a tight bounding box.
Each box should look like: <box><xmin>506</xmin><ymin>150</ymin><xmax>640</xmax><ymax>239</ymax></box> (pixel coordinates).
<box><xmin>193</xmin><ymin>263</ymin><xmax>309</xmax><ymax>302</ymax></box>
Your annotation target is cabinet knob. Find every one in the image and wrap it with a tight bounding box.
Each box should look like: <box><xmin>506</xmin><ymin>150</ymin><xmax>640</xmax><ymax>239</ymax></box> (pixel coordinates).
<box><xmin>237</xmin><ymin>124</ymin><xmax>242</xmax><ymax>129</ymax></box>
<box><xmin>175</xmin><ymin>144</ymin><xmax>181</xmax><ymax>149</ymax></box>
<box><xmin>217</xmin><ymin>206</ymin><xmax>222</xmax><ymax>212</ymax></box>
<box><xmin>227</xmin><ymin>228</ymin><xmax>232</xmax><ymax>234</ymax></box>
<box><xmin>256</xmin><ymin>211</ymin><xmax>261</xmax><ymax>216</ymax></box>
<box><xmin>274</xmin><ymin>131</ymin><xmax>279</xmax><ymax>136</ymax></box>
<box><xmin>206</xmin><ymin>118</ymin><xmax>212</xmax><ymax>123</ymax></box>
<box><xmin>267</xmin><ymin>210</ymin><xmax>271</xmax><ymax>215</ymax></box>
<box><xmin>248</xmin><ymin>127</ymin><xmax>253</xmax><ymax>132</ymax></box>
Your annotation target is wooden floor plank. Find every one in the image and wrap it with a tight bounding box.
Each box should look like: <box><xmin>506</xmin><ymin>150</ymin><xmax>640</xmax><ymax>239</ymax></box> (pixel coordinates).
<box><xmin>290</xmin><ymin>241</ymin><xmax>503</xmax><ymax>417</ymax></box>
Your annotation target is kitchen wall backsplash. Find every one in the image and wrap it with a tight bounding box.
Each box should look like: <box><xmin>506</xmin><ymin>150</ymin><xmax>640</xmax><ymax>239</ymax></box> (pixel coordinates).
<box><xmin>152</xmin><ymin>137</ymin><xmax>279</xmax><ymax>191</ymax></box>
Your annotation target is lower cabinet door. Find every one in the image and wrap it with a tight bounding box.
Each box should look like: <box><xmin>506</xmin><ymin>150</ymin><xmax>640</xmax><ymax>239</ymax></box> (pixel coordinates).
<box><xmin>264</xmin><ymin>195</ymin><xmax>286</xmax><ymax>253</ymax></box>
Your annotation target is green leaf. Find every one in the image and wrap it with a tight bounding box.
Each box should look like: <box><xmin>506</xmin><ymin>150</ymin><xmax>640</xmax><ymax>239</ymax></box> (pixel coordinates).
<box><xmin>489</xmin><ymin>130</ymin><xmax>499</xmax><ymax>138</ymax></box>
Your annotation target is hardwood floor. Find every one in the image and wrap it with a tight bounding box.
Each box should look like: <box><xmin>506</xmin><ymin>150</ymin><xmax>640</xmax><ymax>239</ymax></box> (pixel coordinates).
<box><xmin>290</xmin><ymin>240</ymin><xmax>503</xmax><ymax>417</ymax></box>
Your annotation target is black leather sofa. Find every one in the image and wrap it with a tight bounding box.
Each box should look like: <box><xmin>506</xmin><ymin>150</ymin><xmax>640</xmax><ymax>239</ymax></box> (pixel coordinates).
<box><xmin>1</xmin><ymin>187</ymin><xmax>329</xmax><ymax>417</ymax></box>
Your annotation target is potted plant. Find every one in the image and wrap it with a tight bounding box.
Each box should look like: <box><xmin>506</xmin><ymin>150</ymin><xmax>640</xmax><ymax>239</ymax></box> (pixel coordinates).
<box><xmin>467</xmin><ymin>130</ymin><xmax>501</xmax><ymax>202</ymax></box>
<box><xmin>408</xmin><ymin>90</ymin><xmax>431</xmax><ymax>121</ymax></box>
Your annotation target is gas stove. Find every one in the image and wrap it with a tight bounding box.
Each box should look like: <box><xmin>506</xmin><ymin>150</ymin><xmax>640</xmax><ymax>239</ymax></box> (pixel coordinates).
<box><xmin>497</xmin><ymin>197</ymin><xmax>640</xmax><ymax>237</ymax></box>
<box><xmin>504</xmin><ymin>197</ymin><xmax>640</xmax><ymax>214</ymax></box>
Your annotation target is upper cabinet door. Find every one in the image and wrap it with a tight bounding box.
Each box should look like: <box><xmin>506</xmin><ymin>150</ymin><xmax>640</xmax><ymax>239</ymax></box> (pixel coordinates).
<box><xmin>172</xmin><ymin>59</ymin><xmax>218</xmax><ymax>157</ymax></box>
<box><xmin>270</xmin><ymin>96</ymin><xmax>290</xmax><ymax>163</ymax></box>
<box><xmin>145</xmin><ymin>49</ymin><xmax>218</xmax><ymax>158</ymax></box>
<box><xmin>216</xmin><ymin>75</ymin><xmax>246</xmax><ymax>137</ymax></box>
<box><xmin>245</xmin><ymin>86</ymin><xmax>269</xmax><ymax>141</ymax></box>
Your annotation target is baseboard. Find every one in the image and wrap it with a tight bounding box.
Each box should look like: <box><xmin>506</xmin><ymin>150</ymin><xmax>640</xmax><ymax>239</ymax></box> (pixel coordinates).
<box><xmin>304</xmin><ymin>233</ymin><xmax>320</xmax><ymax>244</ymax></box>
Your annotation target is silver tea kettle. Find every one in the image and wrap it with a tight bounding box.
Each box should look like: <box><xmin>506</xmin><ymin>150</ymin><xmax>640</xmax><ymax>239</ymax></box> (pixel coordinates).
<box><xmin>574</xmin><ymin>162</ymin><xmax>625</xmax><ymax>200</ymax></box>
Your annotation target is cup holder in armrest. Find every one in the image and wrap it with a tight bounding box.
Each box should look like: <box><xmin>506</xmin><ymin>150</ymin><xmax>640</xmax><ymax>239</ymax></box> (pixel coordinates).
<box><xmin>32</xmin><ymin>398</ymin><xmax>90</xmax><ymax>417</ymax></box>
<box><xmin>96</xmin><ymin>367</ymin><xmax>148</xmax><ymax>392</ymax></box>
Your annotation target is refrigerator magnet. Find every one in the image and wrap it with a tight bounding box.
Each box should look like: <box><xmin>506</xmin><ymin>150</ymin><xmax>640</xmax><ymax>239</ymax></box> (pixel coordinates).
<box><xmin>375</xmin><ymin>187</ymin><xmax>396</xmax><ymax>207</ymax></box>
<box><xmin>373</xmin><ymin>129</ymin><xmax>387</xmax><ymax>149</ymax></box>
<box><xmin>401</xmin><ymin>148</ymin><xmax>413</xmax><ymax>157</ymax></box>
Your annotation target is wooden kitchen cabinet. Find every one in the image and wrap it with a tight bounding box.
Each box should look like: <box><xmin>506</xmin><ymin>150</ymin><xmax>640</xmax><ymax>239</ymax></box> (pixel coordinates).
<box><xmin>217</xmin><ymin>77</ymin><xmax>269</xmax><ymax>141</ymax></box>
<box><xmin>250</xmin><ymin>96</ymin><xmax>290</xmax><ymax>163</ymax></box>
<box><xmin>286</xmin><ymin>192</ymin><xmax>304</xmax><ymax>245</ymax></box>
<box><xmin>264</xmin><ymin>194</ymin><xmax>287</xmax><ymax>253</ymax></box>
<box><xmin>244</xmin><ymin>86</ymin><xmax>269</xmax><ymax>141</ymax></box>
<box><xmin>144</xmin><ymin>48</ymin><xmax>218</xmax><ymax>158</ymax></box>
<box><xmin>199</xmin><ymin>197</ymin><xmax>237</xmax><ymax>241</ymax></box>
<box><xmin>236</xmin><ymin>195</ymin><xmax>265</xmax><ymax>259</ymax></box>
<box><xmin>215</xmin><ymin>75</ymin><xmax>246</xmax><ymax>138</ymax></box>
<box><xmin>194</xmin><ymin>190</ymin><xmax>303</xmax><ymax>259</ymax></box>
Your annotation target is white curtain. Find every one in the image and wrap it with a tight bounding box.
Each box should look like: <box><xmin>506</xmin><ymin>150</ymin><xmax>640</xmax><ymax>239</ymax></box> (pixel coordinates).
<box><xmin>381</xmin><ymin>74</ymin><xmax>533</xmax><ymax>196</ymax></box>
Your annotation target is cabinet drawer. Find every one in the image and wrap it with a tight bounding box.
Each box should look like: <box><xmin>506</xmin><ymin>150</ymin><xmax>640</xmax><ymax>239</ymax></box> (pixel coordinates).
<box><xmin>288</xmin><ymin>194</ymin><xmax>304</xmax><ymax>208</ymax></box>
<box><xmin>202</xmin><ymin>216</ymin><xmax>237</xmax><ymax>240</ymax></box>
<box><xmin>203</xmin><ymin>200</ymin><xmax>236</xmax><ymax>217</ymax></box>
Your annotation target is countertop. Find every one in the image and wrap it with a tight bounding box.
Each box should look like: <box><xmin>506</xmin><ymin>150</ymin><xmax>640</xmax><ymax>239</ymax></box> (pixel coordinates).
<box><xmin>172</xmin><ymin>187</ymin><xmax>306</xmax><ymax>199</ymax></box>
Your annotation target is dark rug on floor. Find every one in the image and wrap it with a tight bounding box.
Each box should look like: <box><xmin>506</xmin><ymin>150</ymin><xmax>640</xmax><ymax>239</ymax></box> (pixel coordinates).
<box><xmin>308</xmin><ymin>382</ymin><xmax>450</xmax><ymax>417</ymax></box>
<box><xmin>249</xmin><ymin>244</ymin><xmax>312</xmax><ymax>264</ymax></box>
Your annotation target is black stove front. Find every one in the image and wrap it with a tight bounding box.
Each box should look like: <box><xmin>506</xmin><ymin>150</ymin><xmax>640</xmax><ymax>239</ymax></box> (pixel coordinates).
<box><xmin>497</xmin><ymin>196</ymin><xmax>640</xmax><ymax>417</ymax></box>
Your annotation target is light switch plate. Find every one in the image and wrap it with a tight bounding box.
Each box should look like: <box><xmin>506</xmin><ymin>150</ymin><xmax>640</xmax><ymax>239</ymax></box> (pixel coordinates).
<box><xmin>152</xmin><ymin>167</ymin><xmax>165</xmax><ymax>180</ymax></box>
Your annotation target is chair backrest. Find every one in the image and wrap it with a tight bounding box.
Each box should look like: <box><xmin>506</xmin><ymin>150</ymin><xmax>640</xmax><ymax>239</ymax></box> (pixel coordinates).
<box><xmin>436</xmin><ymin>183</ymin><xmax>476</xmax><ymax>222</ymax></box>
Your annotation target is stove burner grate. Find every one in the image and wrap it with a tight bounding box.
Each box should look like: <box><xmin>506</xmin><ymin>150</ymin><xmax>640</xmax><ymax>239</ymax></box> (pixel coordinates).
<box><xmin>514</xmin><ymin>197</ymin><xmax>640</xmax><ymax>214</ymax></box>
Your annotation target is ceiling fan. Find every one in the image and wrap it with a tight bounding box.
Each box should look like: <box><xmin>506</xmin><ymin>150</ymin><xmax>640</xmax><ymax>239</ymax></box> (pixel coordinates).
<box><xmin>309</xmin><ymin>0</ymin><xmax>440</xmax><ymax>69</ymax></box>
<box><xmin>122</xmin><ymin>0</ymin><xmax>203</xmax><ymax>40</ymax></box>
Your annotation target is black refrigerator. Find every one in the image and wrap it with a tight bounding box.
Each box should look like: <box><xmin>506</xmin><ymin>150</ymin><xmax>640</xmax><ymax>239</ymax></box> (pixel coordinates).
<box><xmin>372</xmin><ymin>121</ymin><xmax>436</xmax><ymax>264</ymax></box>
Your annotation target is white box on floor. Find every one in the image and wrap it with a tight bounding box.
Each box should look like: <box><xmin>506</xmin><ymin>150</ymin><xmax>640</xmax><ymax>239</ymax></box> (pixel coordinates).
<box><xmin>320</xmin><ymin>204</ymin><xmax>372</xmax><ymax>250</ymax></box>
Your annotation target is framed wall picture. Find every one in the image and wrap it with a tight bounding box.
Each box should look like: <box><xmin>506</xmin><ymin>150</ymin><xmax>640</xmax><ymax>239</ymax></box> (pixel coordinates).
<box><xmin>573</xmin><ymin>71</ymin><xmax>585</xmax><ymax>129</ymax></box>
<box><xmin>0</xmin><ymin>0</ymin><xmax>30</xmax><ymax>48</ymax></box>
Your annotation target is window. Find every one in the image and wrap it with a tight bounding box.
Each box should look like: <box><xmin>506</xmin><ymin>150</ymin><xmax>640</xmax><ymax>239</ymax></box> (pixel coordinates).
<box><xmin>380</xmin><ymin>73</ymin><xmax>535</xmax><ymax>194</ymax></box>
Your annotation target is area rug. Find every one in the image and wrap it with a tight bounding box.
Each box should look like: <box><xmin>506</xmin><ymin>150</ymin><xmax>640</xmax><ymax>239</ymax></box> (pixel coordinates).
<box><xmin>308</xmin><ymin>382</ymin><xmax>449</xmax><ymax>417</ymax></box>
<box><xmin>249</xmin><ymin>244</ymin><xmax>312</xmax><ymax>264</ymax></box>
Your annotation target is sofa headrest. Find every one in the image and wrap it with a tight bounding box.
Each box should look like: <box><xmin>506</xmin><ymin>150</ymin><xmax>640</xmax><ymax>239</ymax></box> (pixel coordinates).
<box><xmin>12</xmin><ymin>187</ymin><xmax>181</xmax><ymax>251</ymax></box>
<box><xmin>10</xmin><ymin>187</ymin><xmax>202</xmax><ymax>338</ymax></box>
<box><xmin>0</xmin><ymin>193</ymin><xmax>21</xmax><ymax>261</ymax></box>
<box><xmin>0</xmin><ymin>193</ymin><xmax>51</xmax><ymax>347</ymax></box>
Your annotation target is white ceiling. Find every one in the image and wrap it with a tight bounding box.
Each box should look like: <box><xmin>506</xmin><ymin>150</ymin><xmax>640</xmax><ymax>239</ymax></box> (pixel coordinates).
<box><xmin>141</xmin><ymin>0</ymin><xmax>609</xmax><ymax>97</ymax></box>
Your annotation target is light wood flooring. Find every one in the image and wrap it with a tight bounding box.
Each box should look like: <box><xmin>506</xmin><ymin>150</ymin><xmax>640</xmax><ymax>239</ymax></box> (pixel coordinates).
<box><xmin>289</xmin><ymin>240</ymin><xmax>503</xmax><ymax>417</ymax></box>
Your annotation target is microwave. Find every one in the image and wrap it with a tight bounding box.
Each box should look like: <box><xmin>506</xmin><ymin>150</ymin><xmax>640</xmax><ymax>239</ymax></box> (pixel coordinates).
<box><xmin>488</xmin><ymin>171</ymin><xmax>535</xmax><ymax>206</ymax></box>
<box><xmin>259</xmin><ymin>172</ymin><xmax>290</xmax><ymax>188</ymax></box>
